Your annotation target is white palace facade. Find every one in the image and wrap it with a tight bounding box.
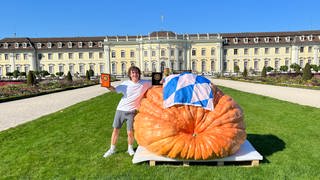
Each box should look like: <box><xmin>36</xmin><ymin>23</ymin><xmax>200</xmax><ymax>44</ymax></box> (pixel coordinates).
<box><xmin>0</xmin><ymin>30</ymin><xmax>319</xmax><ymax>77</ymax></box>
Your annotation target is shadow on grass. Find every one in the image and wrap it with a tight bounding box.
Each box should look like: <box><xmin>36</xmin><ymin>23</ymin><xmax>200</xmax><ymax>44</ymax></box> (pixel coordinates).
<box><xmin>247</xmin><ymin>134</ymin><xmax>286</xmax><ymax>164</ymax></box>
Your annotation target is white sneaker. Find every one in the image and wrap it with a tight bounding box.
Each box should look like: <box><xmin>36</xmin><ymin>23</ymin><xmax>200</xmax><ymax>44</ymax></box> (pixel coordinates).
<box><xmin>127</xmin><ymin>148</ymin><xmax>135</xmax><ymax>156</ymax></box>
<box><xmin>103</xmin><ymin>149</ymin><xmax>116</xmax><ymax>158</ymax></box>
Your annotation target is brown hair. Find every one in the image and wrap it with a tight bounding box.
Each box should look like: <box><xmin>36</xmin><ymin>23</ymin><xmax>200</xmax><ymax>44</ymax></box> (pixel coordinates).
<box><xmin>127</xmin><ymin>66</ymin><xmax>141</xmax><ymax>80</ymax></box>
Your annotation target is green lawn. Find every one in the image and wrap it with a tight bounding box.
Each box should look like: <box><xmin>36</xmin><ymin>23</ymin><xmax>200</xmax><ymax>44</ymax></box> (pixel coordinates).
<box><xmin>0</xmin><ymin>87</ymin><xmax>319</xmax><ymax>179</ymax></box>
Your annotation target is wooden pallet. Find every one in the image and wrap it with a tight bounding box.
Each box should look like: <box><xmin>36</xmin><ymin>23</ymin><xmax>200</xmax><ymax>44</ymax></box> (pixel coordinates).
<box><xmin>148</xmin><ymin>159</ymin><xmax>260</xmax><ymax>167</ymax></box>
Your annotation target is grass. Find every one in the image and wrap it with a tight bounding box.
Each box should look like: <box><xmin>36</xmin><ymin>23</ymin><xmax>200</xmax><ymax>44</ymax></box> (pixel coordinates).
<box><xmin>0</xmin><ymin>87</ymin><xmax>319</xmax><ymax>179</ymax></box>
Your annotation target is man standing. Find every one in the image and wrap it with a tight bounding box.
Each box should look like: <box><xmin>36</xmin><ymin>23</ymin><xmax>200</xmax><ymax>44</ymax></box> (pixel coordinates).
<box><xmin>103</xmin><ymin>66</ymin><xmax>152</xmax><ymax>157</ymax></box>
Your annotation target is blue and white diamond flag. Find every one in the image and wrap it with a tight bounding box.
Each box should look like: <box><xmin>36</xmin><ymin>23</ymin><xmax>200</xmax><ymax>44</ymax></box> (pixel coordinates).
<box><xmin>163</xmin><ymin>72</ymin><xmax>214</xmax><ymax>111</ymax></box>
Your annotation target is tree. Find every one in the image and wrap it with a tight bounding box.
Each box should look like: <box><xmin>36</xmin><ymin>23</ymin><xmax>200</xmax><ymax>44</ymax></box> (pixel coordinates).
<box><xmin>88</xmin><ymin>69</ymin><xmax>94</xmax><ymax>77</ymax></box>
<box><xmin>13</xmin><ymin>70</ymin><xmax>20</xmax><ymax>78</ymax></box>
<box><xmin>242</xmin><ymin>67</ymin><xmax>248</xmax><ymax>78</ymax></box>
<box><xmin>290</xmin><ymin>63</ymin><xmax>301</xmax><ymax>73</ymax></box>
<box><xmin>67</xmin><ymin>71</ymin><xmax>73</xmax><ymax>82</ymax></box>
<box><xmin>27</xmin><ymin>71</ymin><xmax>36</xmax><ymax>86</ymax></box>
<box><xmin>86</xmin><ymin>70</ymin><xmax>90</xmax><ymax>80</ymax></box>
<box><xmin>302</xmin><ymin>63</ymin><xmax>312</xmax><ymax>81</ymax></box>
<box><xmin>310</xmin><ymin>64</ymin><xmax>318</xmax><ymax>72</ymax></box>
<box><xmin>280</xmin><ymin>65</ymin><xmax>288</xmax><ymax>72</ymax></box>
<box><xmin>56</xmin><ymin>72</ymin><xmax>64</xmax><ymax>77</ymax></box>
<box><xmin>261</xmin><ymin>66</ymin><xmax>267</xmax><ymax>77</ymax></box>
<box><xmin>266</xmin><ymin>66</ymin><xmax>274</xmax><ymax>72</ymax></box>
<box><xmin>234</xmin><ymin>65</ymin><xmax>240</xmax><ymax>74</ymax></box>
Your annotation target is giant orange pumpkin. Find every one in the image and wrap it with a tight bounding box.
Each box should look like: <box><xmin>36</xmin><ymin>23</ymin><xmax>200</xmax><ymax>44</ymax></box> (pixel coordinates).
<box><xmin>134</xmin><ymin>84</ymin><xmax>246</xmax><ymax>160</ymax></box>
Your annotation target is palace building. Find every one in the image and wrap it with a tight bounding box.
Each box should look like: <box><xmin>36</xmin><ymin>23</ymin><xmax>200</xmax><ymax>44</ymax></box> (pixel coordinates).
<box><xmin>0</xmin><ymin>30</ymin><xmax>319</xmax><ymax>77</ymax></box>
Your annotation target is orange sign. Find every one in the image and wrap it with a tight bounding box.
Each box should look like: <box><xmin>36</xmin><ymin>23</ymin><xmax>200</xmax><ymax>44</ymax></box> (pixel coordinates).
<box><xmin>101</xmin><ymin>73</ymin><xmax>110</xmax><ymax>88</ymax></box>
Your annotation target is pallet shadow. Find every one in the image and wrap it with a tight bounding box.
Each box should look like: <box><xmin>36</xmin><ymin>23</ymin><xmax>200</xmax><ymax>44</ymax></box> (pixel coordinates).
<box><xmin>247</xmin><ymin>133</ymin><xmax>286</xmax><ymax>163</ymax></box>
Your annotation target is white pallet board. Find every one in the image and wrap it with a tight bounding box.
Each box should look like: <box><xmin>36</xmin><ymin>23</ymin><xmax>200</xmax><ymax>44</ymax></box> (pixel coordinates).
<box><xmin>132</xmin><ymin>140</ymin><xmax>263</xmax><ymax>164</ymax></box>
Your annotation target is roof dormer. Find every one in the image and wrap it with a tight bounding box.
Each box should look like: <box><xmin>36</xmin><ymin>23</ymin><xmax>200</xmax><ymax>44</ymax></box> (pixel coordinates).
<box><xmin>243</xmin><ymin>38</ymin><xmax>248</xmax><ymax>43</ymax></box>
<box><xmin>78</xmin><ymin>42</ymin><xmax>83</xmax><ymax>48</ymax></box>
<box><xmin>4</xmin><ymin>43</ymin><xmax>8</xmax><ymax>49</ymax></box>
<box><xmin>58</xmin><ymin>42</ymin><xmax>62</xmax><ymax>48</ymax></box>
<box><xmin>274</xmin><ymin>36</ymin><xmax>280</xmax><ymax>43</ymax></box>
<box><xmin>47</xmin><ymin>42</ymin><xmax>52</xmax><ymax>48</ymax></box>
<box><xmin>23</xmin><ymin>42</ymin><xmax>27</xmax><ymax>48</ymax></box>
<box><xmin>37</xmin><ymin>43</ymin><xmax>42</xmax><ymax>49</ymax></box>
<box><xmin>254</xmin><ymin>37</ymin><xmax>259</xmax><ymax>43</ymax></box>
<box><xmin>15</xmin><ymin>43</ymin><xmax>19</xmax><ymax>48</ymax></box>
<box><xmin>68</xmin><ymin>42</ymin><xmax>72</xmax><ymax>48</ymax></box>
<box><xmin>233</xmin><ymin>37</ymin><xmax>238</xmax><ymax>44</ymax></box>
<box><xmin>88</xmin><ymin>41</ymin><xmax>93</xmax><ymax>48</ymax></box>
<box><xmin>264</xmin><ymin>37</ymin><xmax>270</xmax><ymax>43</ymax></box>
<box><xmin>285</xmin><ymin>36</ymin><xmax>291</xmax><ymax>42</ymax></box>
<box><xmin>98</xmin><ymin>41</ymin><xmax>103</xmax><ymax>47</ymax></box>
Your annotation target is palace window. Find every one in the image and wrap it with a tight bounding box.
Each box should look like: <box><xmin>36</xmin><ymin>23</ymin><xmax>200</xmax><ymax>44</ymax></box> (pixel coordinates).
<box><xmin>15</xmin><ymin>54</ymin><xmax>20</xmax><ymax>60</ymax></box>
<box><xmin>201</xmin><ymin>48</ymin><xmax>206</xmax><ymax>56</ymax></box>
<box><xmin>234</xmin><ymin>49</ymin><xmax>238</xmax><ymax>55</ymax></box>
<box><xmin>79</xmin><ymin>64</ymin><xmax>85</xmax><ymax>75</ymax></box>
<box><xmin>211</xmin><ymin>48</ymin><xmax>215</xmax><ymax>56</ymax></box>
<box><xmin>265</xmin><ymin>48</ymin><xmax>269</xmax><ymax>54</ymax></box>
<box><xmin>111</xmin><ymin>51</ymin><xmax>116</xmax><ymax>58</ymax></box>
<box><xmin>68</xmin><ymin>53</ymin><xmax>73</xmax><ymax>59</ymax></box>
<box><xmin>144</xmin><ymin>51</ymin><xmax>148</xmax><ymax>57</ymax></box>
<box><xmin>5</xmin><ymin>54</ymin><xmax>9</xmax><ymax>60</ymax></box>
<box><xmin>308</xmin><ymin>46</ymin><xmax>312</xmax><ymax>53</ymax></box>
<box><xmin>161</xmin><ymin>49</ymin><xmax>165</xmax><ymax>56</ymax></box>
<box><xmin>211</xmin><ymin>60</ymin><xmax>215</xmax><ymax>72</ymax></box>
<box><xmin>59</xmin><ymin>65</ymin><xmax>64</xmax><ymax>73</ymax></box>
<box><xmin>201</xmin><ymin>61</ymin><xmax>206</xmax><ymax>72</ymax></box>
<box><xmin>192</xmin><ymin>49</ymin><xmax>196</xmax><ymax>56</ymax></box>
<box><xmin>58</xmin><ymin>53</ymin><xmax>63</xmax><ymax>60</ymax></box>
<box><xmin>179</xmin><ymin>50</ymin><xmax>182</xmax><ymax>57</ymax></box>
<box><xmin>300</xmin><ymin>47</ymin><xmax>304</xmax><ymax>53</ymax></box>
<box><xmin>285</xmin><ymin>47</ymin><xmax>290</xmax><ymax>53</ymax></box>
<box><xmin>254</xmin><ymin>60</ymin><xmax>259</xmax><ymax>71</ymax></box>
<box><xmin>69</xmin><ymin>64</ymin><xmax>74</xmax><ymax>74</ymax></box>
<box><xmin>112</xmin><ymin>63</ymin><xmax>117</xmax><ymax>74</ymax></box>
<box><xmin>23</xmin><ymin>54</ymin><xmax>28</xmax><ymax>60</ymax></box>
<box><xmin>244</xmin><ymin>48</ymin><xmax>248</xmax><ymax>55</ymax></box>
<box><xmin>170</xmin><ymin>49</ymin><xmax>174</xmax><ymax>56</ymax></box>
<box><xmin>275</xmin><ymin>59</ymin><xmax>279</xmax><ymax>70</ymax></box>
<box><xmin>49</xmin><ymin>65</ymin><xmax>54</xmax><ymax>74</ymax></box>
<box><xmin>100</xmin><ymin>64</ymin><xmax>104</xmax><ymax>73</ymax></box>
<box><xmin>79</xmin><ymin>53</ymin><xmax>83</xmax><ymax>59</ymax></box>
<box><xmin>121</xmin><ymin>50</ymin><xmax>125</xmax><ymax>58</ymax></box>
<box><xmin>99</xmin><ymin>52</ymin><xmax>103</xmax><ymax>59</ymax></box>
<box><xmin>152</xmin><ymin>51</ymin><xmax>156</xmax><ymax>57</ymax></box>
<box><xmin>275</xmin><ymin>48</ymin><xmax>279</xmax><ymax>54</ymax></box>
<box><xmin>48</xmin><ymin>53</ymin><xmax>52</xmax><ymax>60</ymax></box>
<box><xmin>130</xmin><ymin>51</ymin><xmax>135</xmax><ymax>58</ymax></box>
<box><xmin>89</xmin><ymin>52</ymin><xmax>93</xmax><ymax>59</ymax></box>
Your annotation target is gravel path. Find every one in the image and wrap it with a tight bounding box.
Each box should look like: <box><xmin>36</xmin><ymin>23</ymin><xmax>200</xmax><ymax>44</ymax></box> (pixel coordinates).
<box><xmin>1</xmin><ymin>79</ymin><xmax>319</xmax><ymax>132</ymax></box>
<box><xmin>211</xmin><ymin>78</ymin><xmax>320</xmax><ymax>108</ymax></box>
<box><xmin>0</xmin><ymin>83</ymin><xmax>121</xmax><ymax>132</ymax></box>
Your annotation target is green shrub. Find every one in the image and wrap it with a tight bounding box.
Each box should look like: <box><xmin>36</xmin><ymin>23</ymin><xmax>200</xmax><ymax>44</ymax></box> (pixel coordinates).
<box><xmin>266</xmin><ymin>66</ymin><xmax>274</xmax><ymax>72</ymax></box>
<box><xmin>234</xmin><ymin>65</ymin><xmax>240</xmax><ymax>73</ymax></box>
<box><xmin>280</xmin><ymin>65</ymin><xmax>288</xmax><ymax>72</ymax></box>
<box><xmin>242</xmin><ymin>67</ymin><xmax>248</xmax><ymax>78</ymax></box>
<box><xmin>302</xmin><ymin>63</ymin><xmax>312</xmax><ymax>81</ymax></box>
<box><xmin>13</xmin><ymin>70</ymin><xmax>20</xmax><ymax>78</ymax></box>
<box><xmin>27</xmin><ymin>71</ymin><xmax>36</xmax><ymax>86</ymax></box>
<box><xmin>56</xmin><ymin>72</ymin><xmax>64</xmax><ymax>77</ymax></box>
<box><xmin>261</xmin><ymin>66</ymin><xmax>267</xmax><ymax>77</ymax></box>
<box><xmin>88</xmin><ymin>69</ymin><xmax>94</xmax><ymax>77</ymax></box>
<box><xmin>290</xmin><ymin>63</ymin><xmax>301</xmax><ymax>73</ymax></box>
<box><xmin>67</xmin><ymin>71</ymin><xmax>73</xmax><ymax>82</ymax></box>
<box><xmin>86</xmin><ymin>70</ymin><xmax>90</xmax><ymax>81</ymax></box>
<box><xmin>310</xmin><ymin>64</ymin><xmax>318</xmax><ymax>72</ymax></box>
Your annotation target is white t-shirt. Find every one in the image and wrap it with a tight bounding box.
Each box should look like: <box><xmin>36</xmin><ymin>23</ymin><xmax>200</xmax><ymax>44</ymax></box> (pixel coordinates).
<box><xmin>115</xmin><ymin>79</ymin><xmax>152</xmax><ymax>111</ymax></box>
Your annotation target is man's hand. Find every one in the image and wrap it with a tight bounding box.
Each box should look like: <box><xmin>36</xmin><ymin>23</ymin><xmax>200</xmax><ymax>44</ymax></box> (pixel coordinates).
<box><xmin>107</xmin><ymin>85</ymin><xmax>116</xmax><ymax>92</ymax></box>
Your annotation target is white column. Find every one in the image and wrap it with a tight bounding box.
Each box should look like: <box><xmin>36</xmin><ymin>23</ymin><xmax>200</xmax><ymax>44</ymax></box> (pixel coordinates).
<box><xmin>182</xmin><ymin>48</ymin><xmax>186</xmax><ymax>70</ymax></box>
<box><xmin>175</xmin><ymin>47</ymin><xmax>179</xmax><ymax>71</ymax></box>
<box><xmin>104</xmin><ymin>45</ymin><xmax>110</xmax><ymax>73</ymax></box>
<box><xmin>10</xmin><ymin>53</ymin><xmax>15</xmax><ymax>72</ymax></box>
<box><xmin>291</xmin><ymin>45</ymin><xmax>299</xmax><ymax>64</ymax></box>
<box><xmin>217</xmin><ymin>43</ymin><xmax>223</xmax><ymax>73</ymax></box>
<box><xmin>313</xmin><ymin>46</ymin><xmax>319</xmax><ymax>66</ymax></box>
<box><xmin>139</xmin><ymin>44</ymin><xmax>144</xmax><ymax>71</ymax></box>
<box><xmin>136</xmin><ymin>46</ymin><xmax>141</xmax><ymax>69</ymax></box>
<box><xmin>186</xmin><ymin>44</ymin><xmax>191</xmax><ymax>70</ymax></box>
<box><xmin>148</xmin><ymin>46</ymin><xmax>152</xmax><ymax>71</ymax></box>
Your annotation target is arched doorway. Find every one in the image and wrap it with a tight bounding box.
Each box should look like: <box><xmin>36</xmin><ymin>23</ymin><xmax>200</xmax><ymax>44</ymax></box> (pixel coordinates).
<box><xmin>160</xmin><ymin>61</ymin><xmax>165</xmax><ymax>72</ymax></box>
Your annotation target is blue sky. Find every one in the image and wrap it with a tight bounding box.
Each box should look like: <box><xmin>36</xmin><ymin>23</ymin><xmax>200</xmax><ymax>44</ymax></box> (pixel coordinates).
<box><xmin>1</xmin><ymin>0</ymin><xmax>319</xmax><ymax>38</ymax></box>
